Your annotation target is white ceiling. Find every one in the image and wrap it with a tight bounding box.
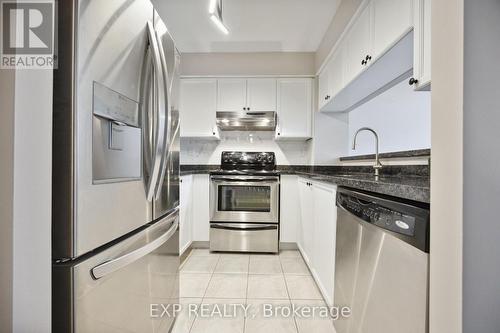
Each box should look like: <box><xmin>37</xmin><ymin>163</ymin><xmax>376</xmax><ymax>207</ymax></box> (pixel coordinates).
<box><xmin>154</xmin><ymin>0</ymin><xmax>341</xmax><ymax>53</ymax></box>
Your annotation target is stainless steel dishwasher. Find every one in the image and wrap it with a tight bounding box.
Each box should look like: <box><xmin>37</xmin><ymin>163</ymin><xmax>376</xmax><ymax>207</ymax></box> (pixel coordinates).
<box><xmin>334</xmin><ymin>187</ymin><xmax>430</xmax><ymax>333</ymax></box>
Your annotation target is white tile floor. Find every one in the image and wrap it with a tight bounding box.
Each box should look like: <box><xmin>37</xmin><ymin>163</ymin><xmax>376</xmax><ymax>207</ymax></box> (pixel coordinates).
<box><xmin>172</xmin><ymin>249</ymin><xmax>337</xmax><ymax>333</ymax></box>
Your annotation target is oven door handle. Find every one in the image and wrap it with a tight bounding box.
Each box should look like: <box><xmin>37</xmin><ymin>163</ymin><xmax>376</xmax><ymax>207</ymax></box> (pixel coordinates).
<box><xmin>211</xmin><ymin>223</ymin><xmax>278</xmax><ymax>231</ymax></box>
<box><xmin>211</xmin><ymin>177</ymin><xmax>278</xmax><ymax>182</ymax></box>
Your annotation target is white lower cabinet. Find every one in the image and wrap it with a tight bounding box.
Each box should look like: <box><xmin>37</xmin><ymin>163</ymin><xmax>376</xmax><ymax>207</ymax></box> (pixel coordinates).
<box><xmin>179</xmin><ymin>174</ymin><xmax>210</xmax><ymax>254</ymax></box>
<box><xmin>297</xmin><ymin>177</ymin><xmax>337</xmax><ymax>306</ymax></box>
<box><xmin>180</xmin><ymin>175</ymin><xmax>193</xmax><ymax>254</ymax></box>
<box><xmin>298</xmin><ymin>178</ymin><xmax>314</xmax><ymax>265</ymax></box>
<box><xmin>191</xmin><ymin>174</ymin><xmax>210</xmax><ymax>242</ymax></box>
<box><xmin>312</xmin><ymin>182</ymin><xmax>337</xmax><ymax>306</ymax></box>
<box><xmin>279</xmin><ymin>175</ymin><xmax>301</xmax><ymax>243</ymax></box>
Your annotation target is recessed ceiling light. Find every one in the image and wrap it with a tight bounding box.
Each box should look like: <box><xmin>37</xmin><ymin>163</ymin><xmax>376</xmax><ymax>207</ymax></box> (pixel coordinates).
<box><xmin>208</xmin><ymin>0</ymin><xmax>229</xmax><ymax>35</ymax></box>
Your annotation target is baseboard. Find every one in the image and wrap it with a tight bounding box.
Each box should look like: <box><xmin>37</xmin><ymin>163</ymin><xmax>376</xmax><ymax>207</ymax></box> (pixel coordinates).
<box><xmin>191</xmin><ymin>241</ymin><xmax>209</xmax><ymax>248</ymax></box>
<box><xmin>189</xmin><ymin>241</ymin><xmax>297</xmax><ymax>251</ymax></box>
<box><xmin>186</xmin><ymin>241</ymin><xmax>298</xmax><ymax>252</ymax></box>
<box><xmin>279</xmin><ymin>242</ymin><xmax>298</xmax><ymax>250</ymax></box>
<box><xmin>180</xmin><ymin>243</ymin><xmax>193</xmax><ymax>265</ymax></box>
<box><xmin>180</xmin><ymin>241</ymin><xmax>192</xmax><ymax>256</ymax></box>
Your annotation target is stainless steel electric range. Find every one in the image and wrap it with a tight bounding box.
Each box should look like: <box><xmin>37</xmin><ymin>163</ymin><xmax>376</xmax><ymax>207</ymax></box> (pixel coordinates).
<box><xmin>209</xmin><ymin>151</ymin><xmax>280</xmax><ymax>253</ymax></box>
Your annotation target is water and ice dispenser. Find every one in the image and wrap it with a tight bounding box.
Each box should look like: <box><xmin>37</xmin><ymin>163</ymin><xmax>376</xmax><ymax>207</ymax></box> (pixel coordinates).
<box><xmin>92</xmin><ymin>82</ymin><xmax>142</xmax><ymax>182</ymax></box>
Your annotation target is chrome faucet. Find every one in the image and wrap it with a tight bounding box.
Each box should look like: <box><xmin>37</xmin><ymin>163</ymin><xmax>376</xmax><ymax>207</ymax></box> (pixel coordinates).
<box><xmin>352</xmin><ymin>127</ymin><xmax>383</xmax><ymax>178</ymax></box>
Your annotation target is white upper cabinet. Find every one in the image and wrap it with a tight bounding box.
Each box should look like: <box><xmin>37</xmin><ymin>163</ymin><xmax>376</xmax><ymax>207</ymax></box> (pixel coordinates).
<box><xmin>182</xmin><ymin>76</ymin><xmax>312</xmax><ymax>138</ymax></box>
<box><xmin>179</xmin><ymin>79</ymin><xmax>219</xmax><ymax>138</ymax></box>
<box><xmin>318</xmin><ymin>45</ymin><xmax>345</xmax><ymax>109</ymax></box>
<box><xmin>276</xmin><ymin>78</ymin><xmax>312</xmax><ymax>139</ymax></box>
<box><xmin>371</xmin><ymin>0</ymin><xmax>413</xmax><ymax>59</ymax></box>
<box><xmin>247</xmin><ymin>78</ymin><xmax>277</xmax><ymax>112</ymax></box>
<box><xmin>327</xmin><ymin>45</ymin><xmax>345</xmax><ymax>100</ymax></box>
<box><xmin>318</xmin><ymin>0</ymin><xmax>426</xmax><ymax>112</ymax></box>
<box><xmin>216</xmin><ymin>78</ymin><xmax>277</xmax><ymax>112</ymax></box>
<box><xmin>345</xmin><ymin>4</ymin><xmax>372</xmax><ymax>84</ymax></box>
<box><xmin>412</xmin><ymin>0</ymin><xmax>431</xmax><ymax>90</ymax></box>
<box><xmin>216</xmin><ymin>79</ymin><xmax>247</xmax><ymax>112</ymax></box>
<box><xmin>318</xmin><ymin>68</ymin><xmax>330</xmax><ymax>110</ymax></box>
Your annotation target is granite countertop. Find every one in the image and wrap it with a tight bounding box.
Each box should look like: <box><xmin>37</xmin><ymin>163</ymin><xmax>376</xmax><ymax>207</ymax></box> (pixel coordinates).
<box><xmin>180</xmin><ymin>165</ymin><xmax>430</xmax><ymax>203</ymax></box>
<box><xmin>284</xmin><ymin>171</ymin><xmax>429</xmax><ymax>203</ymax></box>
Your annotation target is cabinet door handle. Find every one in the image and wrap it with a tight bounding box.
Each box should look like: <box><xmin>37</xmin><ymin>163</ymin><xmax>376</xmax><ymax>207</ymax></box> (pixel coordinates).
<box><xmin>409</xmin><ymin>77</ymin><xmax>419</xmax><ymax>86</ymax></box>
<box><xmin>365</xmin><ymin>55</ymin><xmax>372</xmax><ymax>61</ymax></box>
<box><xmin>361</xmin><ymin>59</ymin><xmax>367</xmax><ymax>65</ymax></box>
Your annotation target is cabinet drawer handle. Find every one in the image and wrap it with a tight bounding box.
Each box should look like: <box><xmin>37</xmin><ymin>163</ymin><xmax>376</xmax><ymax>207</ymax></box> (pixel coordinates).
<box><xmin>409</xmin><ymin>77</ymin><xmax>419</xmax><ymax>86</ymax></box>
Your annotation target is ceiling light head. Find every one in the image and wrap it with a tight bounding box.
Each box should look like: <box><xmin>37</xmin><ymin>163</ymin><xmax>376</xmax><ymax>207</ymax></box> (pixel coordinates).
<box><xmin>208</xmin><ymin>0</ymin><xmax>217</xmax><ymax>14</ymax></box>
<box><xmin>208</xmin><ymin>0</ymin><xmax>229</xmax><ymax>34</ymax></box>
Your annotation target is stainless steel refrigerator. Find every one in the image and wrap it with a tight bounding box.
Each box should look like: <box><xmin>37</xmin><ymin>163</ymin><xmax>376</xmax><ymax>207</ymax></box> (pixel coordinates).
<box><xmin>52</xmin><ymin>0</ymin><xmax>180</xmax><ymax>331</ymax></box>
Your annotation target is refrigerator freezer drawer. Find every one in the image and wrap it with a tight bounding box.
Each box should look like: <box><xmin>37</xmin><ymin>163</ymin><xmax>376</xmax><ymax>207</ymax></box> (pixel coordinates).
<box><xmin>210</xmin><ymin>223</ymin><xmax>279</xmax><ymax>253</ymax></box>
<box><xmin>53</xmin><ymin>210</ymin><xmax>180</xmax><ymax>333</ymax></box>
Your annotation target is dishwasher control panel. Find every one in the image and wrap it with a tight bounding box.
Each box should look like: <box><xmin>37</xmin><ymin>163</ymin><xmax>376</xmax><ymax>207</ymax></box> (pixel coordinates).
<box><xmin>337</xmin><ymin>194</ymin><xmax>416</xmax><ymax>237</ymax></box>
<box><xmin>336</xmin><ymin>188</ymin><xmax>430</xmax><ymax>252</ymax></box>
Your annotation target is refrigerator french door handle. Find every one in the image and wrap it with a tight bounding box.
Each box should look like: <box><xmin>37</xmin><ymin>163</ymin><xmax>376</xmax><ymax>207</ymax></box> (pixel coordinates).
<box><xmin>152</xmin><ymin>27</ymin><xmax>172</xmax><ymax>200</ymax></box>
<box><xmin>141</xmin><ymin>47</ymin><xmax>153</xmax><ymax>181</ymax></box>
<box><xmin>90</xmin><ymin>210</ymin><xmax>179</xmax><ymax>280</ymax></box>
<box><xmin>145</xmin><ymin>21</ymin><xmax>167</xmax><ymax>201</ymax></box>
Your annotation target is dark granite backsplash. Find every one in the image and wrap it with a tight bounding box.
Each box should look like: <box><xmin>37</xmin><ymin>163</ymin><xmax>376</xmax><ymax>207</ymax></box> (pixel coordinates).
<box><xmin>339</xmin><ymin>148</ymin><xmax>430</xmax><ymax>161</ymax></box>
<box><xmin>180</xmin><ymin>165</ymin><xmax>220</xmax><ymax>175</ymax></box>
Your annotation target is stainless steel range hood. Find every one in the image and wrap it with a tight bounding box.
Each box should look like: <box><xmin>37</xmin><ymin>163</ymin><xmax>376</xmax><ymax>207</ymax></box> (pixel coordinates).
<box><xmin>216</xmin><ymin>111</ymin><xmax>276</xmax><ymax>131</ymax></box>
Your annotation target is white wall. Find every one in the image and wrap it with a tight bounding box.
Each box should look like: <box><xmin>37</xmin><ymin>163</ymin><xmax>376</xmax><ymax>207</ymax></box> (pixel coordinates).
<box><xmin>347</xmin><ymin>80</ymin><xmax>431</xmax><ymax>155</ymax></box>
<box><xmin>181</xmin><ymin>52</ymin><xmax>315</xmax><ymax>77</ymax></box>
<box><xmin>463</xmin><ymin>0</ymin><xmax>500</xmax><ymax>331</ymax></box>
<box><xmin>0</xmin><ymin>68</ymin><xmax>15</xmax><ymax>333</ymax></box>
<box><xmin>430</xmin><ymin>0</ymin><xmax>464</xmax><ymax>331</ymax></box>
<box><xmin>0</xmin><ymin>68</ymin><xmax>52</xmax><ymax>333</ymax></box>
<box><xmin>10</xmin><ymin>69</ymin><xmax>53</xmax><ymax>333</ymax></box>
<box><xmin>311</xmin><ymin>111</ymin><xmax>349</xmax><ymax>165</ymax></box>
<box><xmin>181</xmin><ymin>131</ymin><xmax>311</xmax><ymax>165</ymax></box>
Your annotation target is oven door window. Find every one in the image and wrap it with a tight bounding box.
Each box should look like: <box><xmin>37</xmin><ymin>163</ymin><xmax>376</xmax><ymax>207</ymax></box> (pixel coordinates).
<box><xmin>218</xmin><ymin>185</ymin><xmax>271</xmax><ymax>212</ymax></box>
